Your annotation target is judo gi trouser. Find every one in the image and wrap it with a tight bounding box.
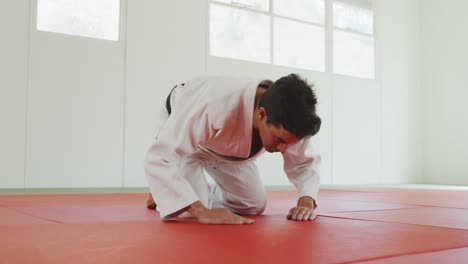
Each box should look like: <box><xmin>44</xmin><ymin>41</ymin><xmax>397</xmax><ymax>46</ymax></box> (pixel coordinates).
<box><xmin>178</xmin><ymin>148</ymin><xmax>267</xmax><ymax>218</ymax></box>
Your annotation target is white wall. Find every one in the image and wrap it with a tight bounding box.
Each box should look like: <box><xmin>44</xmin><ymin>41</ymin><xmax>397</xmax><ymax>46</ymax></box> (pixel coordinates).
<box><xmin>421</xmin><ymin>0</ymin><xmax>468</xmax><ymax>185</ymax></box>
<box><xmin>0</xmin><ymin>0</ymin><xmax>423</xmax><ymax>189</ymax></box>
<box><xmin>124</xmin><ymin>0</ymin><xmax>207</xmax><ymax>186</ymax></box>
<box><xmin>332</xmin><ymin>76</ymin><xmax>381</xmax><ymax>184</ymax></box>
<box><xmin>25</xmin><ymin>1</ymin><xmax>126</xmax><ymax>188</ymax></box>
<box><xmin>0</xmin><ymin>0</ymin><xmax>30</xmax><ymax>188</ymax></box>
<box><xmin>378</xmin><ymin>0</ymin><xmax>423</xmax><ymax>183</ymax></box>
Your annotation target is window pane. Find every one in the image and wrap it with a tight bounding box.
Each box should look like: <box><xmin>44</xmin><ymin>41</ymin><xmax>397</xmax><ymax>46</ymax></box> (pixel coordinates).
<box><xmin>274</xmin><ymin>0</ymin><xmax>325</xmax><ymax>24</ymax></box>
<box><xmin>333</xmin><ymin>30</ymin><xmax>374</xmax><ymax>79</ymax></box>
<box><xmin>210</xmin><ymin>4</ymin><xmax>270</xmax><ymax>64</ymax></box>
<box><xmin>333</xmin><ymin>0</ymin><xmax>373</xmax><ymax>34</ymax></box>
<box><xmin>37</xmin><ymin>0</ymin><xmax>120</xmax><ymax>41</ymax></box>
<box><xmin>213</xmin><ymin>0</ymin><xmax>269</xmax><ymax>12</ymax></box>
<box><xmin>274</xmin><ymin>18</ymin><xmax>325</xmax><ymax>71</ymax></box>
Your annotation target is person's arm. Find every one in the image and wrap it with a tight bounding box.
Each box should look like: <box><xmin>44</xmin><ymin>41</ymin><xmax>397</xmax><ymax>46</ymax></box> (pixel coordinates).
<box><xmin>282</xmin><ymin>137</ymin><xmax>321</xmax><ymax>221</ymax></box>
<box><xmin>144</xmin><ymin>106</ymin><xmax>254</xmax><ymax>224</ymax></box>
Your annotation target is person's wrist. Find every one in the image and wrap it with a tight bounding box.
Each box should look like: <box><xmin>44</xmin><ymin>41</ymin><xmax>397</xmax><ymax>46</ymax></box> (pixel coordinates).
<box><xmin>298</xmin><ymin>196</ymin><xmax>316</xmax><ymax>209</ymax></box>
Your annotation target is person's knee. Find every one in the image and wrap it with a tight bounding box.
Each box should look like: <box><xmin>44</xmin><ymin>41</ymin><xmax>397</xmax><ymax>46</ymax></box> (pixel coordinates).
<box><xmin>237</xmin><ymin>194</ymin><xmax>267</xmax><ymax>216</ymax></box>
<box><xmin>249</xmin><ymin>197</ymin><xmax>267</xmax><ymax>215</ymax></box>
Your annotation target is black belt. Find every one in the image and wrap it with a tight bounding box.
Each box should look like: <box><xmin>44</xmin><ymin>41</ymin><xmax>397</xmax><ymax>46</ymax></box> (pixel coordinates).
<box><xmin>166</xmin><ymin>82</ymin><xmax>268</xmax><ymax>115</ymax></box>
<box><xmin>165</xmin><ymin>83</ymin><xmax>185</xmax><ymax>115</ymax></box>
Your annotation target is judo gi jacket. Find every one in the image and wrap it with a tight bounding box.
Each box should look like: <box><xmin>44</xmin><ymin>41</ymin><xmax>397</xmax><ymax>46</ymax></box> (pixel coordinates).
<box><xmin>144</xmin><ymin>75</ymin><xmax>321</xmax><ymax>219</ymax></box>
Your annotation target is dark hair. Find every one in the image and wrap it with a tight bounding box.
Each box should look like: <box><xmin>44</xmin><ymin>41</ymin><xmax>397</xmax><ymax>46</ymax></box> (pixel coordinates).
<box><xmin>258</xmin><ymin>73</ymin><xmax>321</xmax><ymax>138</ymax></box>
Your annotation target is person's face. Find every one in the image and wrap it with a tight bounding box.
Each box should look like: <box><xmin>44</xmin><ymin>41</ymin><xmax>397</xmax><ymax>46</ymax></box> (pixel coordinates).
<box><xmin>257</xmin><ymin>108</ymin><xmax>300</xmax><ymax>153</ymax></box>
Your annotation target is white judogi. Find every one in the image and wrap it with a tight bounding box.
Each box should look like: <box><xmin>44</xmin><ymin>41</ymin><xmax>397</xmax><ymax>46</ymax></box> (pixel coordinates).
<box><xmin>144</xmin><ymin>75</ymin><xmax>321</xmax><ymax>219</ymax></box>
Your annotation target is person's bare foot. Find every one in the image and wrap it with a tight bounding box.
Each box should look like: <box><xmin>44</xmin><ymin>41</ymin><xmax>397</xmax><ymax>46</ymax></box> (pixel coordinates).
<box><xmin>146</xmin><ymin>192</ymin><xmax>157</xmax><ymax>209</ymax></box>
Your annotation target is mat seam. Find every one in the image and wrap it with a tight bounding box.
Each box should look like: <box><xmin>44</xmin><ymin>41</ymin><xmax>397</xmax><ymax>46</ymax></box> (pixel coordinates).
<box><xmin>320</xmin><ymin>205</ymin><xmax>424</xmax><ymax>214</ymax></box>
<box><xmin>338</xmin><ymin>245</ymin><xmax>468</xmax><ymax>264</ymax></box>
<box><xmin>322</xmin><ymin>197</ymin><xmax>468</xmax><ymax>210</ymax></box>
<box><xmin>0</xmin><ymin>205</ymin><xmax>65</xmax><ymax>224</ymax></box>
<box><xmin>318</xmin><ymin>214</ymin><xmax>468</xmax><ymax>232</ymax></box>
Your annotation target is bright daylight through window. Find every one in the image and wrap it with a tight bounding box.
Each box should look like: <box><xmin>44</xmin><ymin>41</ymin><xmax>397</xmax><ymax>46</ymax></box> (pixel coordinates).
<box><xmin>333</xmin><ymin>0</ymin><xmax>375</xmax><ymax>79</ymax></box>
<box><xmin>37</xmin><ymin>0</ymin><xmax>120</xmax><ymax>41</ymax></box>
<box><xmin>210</xmin><ymin>0</ymin><xmax>375</xmax><ymax>79</ymax></box>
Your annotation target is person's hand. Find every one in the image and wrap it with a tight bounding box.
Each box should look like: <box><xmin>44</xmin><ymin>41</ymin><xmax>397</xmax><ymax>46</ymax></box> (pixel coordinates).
<box><xmin>188</xmin><ymin>201</ymin><xmax>254</xmax><ymax>225</ymax></box>
<box><xmin>287</xmin><ymin>206</ymin><xmax>317</xmax><ymax>221</ymax></box>
<box><xmin>286</xmin><ymin>196</ymin><xmax>317</xmax><ymax>221</ymax></box>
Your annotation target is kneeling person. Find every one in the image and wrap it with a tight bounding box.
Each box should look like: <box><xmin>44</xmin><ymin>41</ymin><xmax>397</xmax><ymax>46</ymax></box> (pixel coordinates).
<box><xmin>144</xmin><ymin>74</ymin><xmax>321</xmax><ymax>224</ymax></box>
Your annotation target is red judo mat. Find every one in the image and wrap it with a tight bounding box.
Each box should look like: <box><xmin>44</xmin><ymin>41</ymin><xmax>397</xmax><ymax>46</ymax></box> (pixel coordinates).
<box><xmin>1</xmin><ymin>188</ymin><xmax>468</xmax><ymax>264</ymax></box>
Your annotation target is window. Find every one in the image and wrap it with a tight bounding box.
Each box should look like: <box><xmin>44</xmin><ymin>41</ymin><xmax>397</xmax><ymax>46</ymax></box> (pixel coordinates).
<box><xmin>213</xmin><ymin>0</ymin><xmax>269</xmax><ymax>12</ymax></box>
<box><xmin>273</xmin><ymin>0</ymin><xmax>325</xmax><ymax>71</ymax></box>
<box><xmin>274</xmin><ymin>18</ymin><xmax>325</xmax><ymax>71</ymax></box>
<box><xmin>333</xmin><ymin>0</ymin><xmax>375</xmax><ymax>79</ymax></box>
<box><xmin>209</xmin><ymin>0</ymin><xmax>326</xmax><ymax>73</ymax></box>
<box><xmin>274</xmin><ymin>0</ymin><xmax>325</xmax><ymax>24</ymax></box>
<box><xmin>36</xmin><ymin>0</ymin><xmax>120</xmax><ymax>41</ymax></box>
<box><xmin>209</xmin><ymin>0</ymin><xmax>375</xmax><ymax>79</ymax></box>
<box><xmin>210</xmin><ymin>4</ymin><xmax>270</xmax><ymax>63</ymax></box>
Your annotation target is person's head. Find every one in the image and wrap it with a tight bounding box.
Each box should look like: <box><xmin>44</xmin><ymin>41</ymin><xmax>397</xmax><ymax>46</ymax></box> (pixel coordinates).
<box><xmin>255</xmin><ymin>73</ymin><xmax>321</xmax><ymax>153</ymax></box>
